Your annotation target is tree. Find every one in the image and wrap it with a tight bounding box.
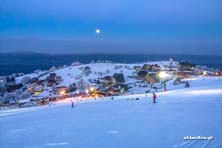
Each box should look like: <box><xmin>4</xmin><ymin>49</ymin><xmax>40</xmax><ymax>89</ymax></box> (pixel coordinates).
<box><xmin>3</xmin><ymin>92</ymin><xmax>15</xmax><ymax>102</ymax></box>
<box><xmin>21</xmin><ymin>91</ymin><xmax>31</xmax><ymax>99</ymax></box>
<box><xmin>21</xmin><ymin>76</ymin><xmax>31</xmax><ymax>84</ymax></box>
<box><xmin>77</xmin><ymin>79</ymin><xmax>87</xmax><ymax>92</ymax></box>
<box><xmin>69</xmin><ymin>83</ymin><xmax>77</xmax><ymax>92</ymax></box>
<box><xmin>15</xmin><ymin>89</ymin><xmax>23</xmax><ymax>96</ymax></box>
<box><xmin>0</xmin><ymin>85</ymin><xmax>7</xmax><ymax>96</ymax></box>
<box><xmin>0</xmin><ymin>96</ymin><xmax>3</xmax><ymax>104</ymax></box>
<box><xmin>106</xmin><ymin>70</ymin><xmax>110</xmax><ymax>74</ymax></box>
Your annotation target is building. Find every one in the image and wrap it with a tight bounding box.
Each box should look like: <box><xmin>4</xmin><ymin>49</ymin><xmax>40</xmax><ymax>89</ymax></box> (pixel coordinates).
<box><xmin>179</xmin><ymin>62</ymin><xmax>196</xmax><ymax>71</ymax></box>
<box><xmin>215</xmin><ymin>71</ymin><xmax>222</xmax><ymax>76</ymax></box>
<box><xmin>133</xmin><ymin>66</ymin><xmax>142</xmax><ymax>72</ymax></box>
<box><xmin>142</xmin><ymin>64</ymin><xmax>161</xmax><ymax>72</ymax></box>
<box><xmin>137</xmin><ymin>70</ymin><xmax>159</xmax><ymax>84</ymax></box>
<box><xmin>176</xmin><ymin>71</ymin><xmax>193</xmax><ymax>79</ymax></box>
<box><xmin>56</xmin><ymin>86</ymin><xmax>68</xmax><ymax>95</ymax></box>
<box><xmin>113</xmin><ymin>73</ymin><xmax>125</xmax><ymax>84</ymax></box>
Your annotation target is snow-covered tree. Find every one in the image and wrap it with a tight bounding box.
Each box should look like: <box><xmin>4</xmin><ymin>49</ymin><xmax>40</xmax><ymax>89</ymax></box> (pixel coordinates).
<box><xmin>71</xmin><ymin>61</ymin><xmax>81</xmax><ymax>66</ymax></box>
<box><xmin>21</xmin><ymin>76</ymin><xmax>31</xmax><ymax>84</ymax></box>
<box><xmin>15</xmin><ymin>89</ymin><xmax>23</xmax><ymax>96</ymax></box>
<box><xmin>98</xmin><ymin>72</ymin><xmax>103</xmax><ymax>78</ymax></box>
<box><xmin>34</xmin><ymin>70</ymin><xmax>42</xmax><ymax>74</ymax></box>
<box><xmin>21</xmin><ymin>91</ymin><xmax>31</xmax><ymax>99</ymax></box>
<box><xmin>3</xmin><ymin>92</ymin><xmax>16</xmax><ymax>101</ymax></box>
<box><xmin>0</xmin><ymin>85</ymin><xmax>7</xmax><ymax>96</ymax></box>
<box><xmin>77</xmin><ymin>78</ymin><xmax>87</xmax><ymax>91</ymax></box>
<box><xmin>90</xmin><ymin>60</ymin><xmax>95</xmax><ymax>64</ymax></box>
<box><xmin>50</xmin><ymin>66</ymin><xmax>56</xmax><ymax>72</ymax></box>
<box><xmin>106</xmin><ymin>70</ymin><xmax>110</xmax><ymax>74</ymax></box>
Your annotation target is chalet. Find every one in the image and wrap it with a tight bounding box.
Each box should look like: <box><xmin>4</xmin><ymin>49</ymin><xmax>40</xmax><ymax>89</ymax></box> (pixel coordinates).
<box><xmin>49</xmin><ymin>73</ymin><xmax>56</xmax><ymax>79</ymax></box>
<box><xmin>142</xmin><ymin>64</ymin><xmax>161</xmax><ymax>72</ymax></box>
<box><xmin>152</xmin><ymin>64</ymin><xmax>161</xmax><ymax>71</ymax></box>
<box><xmin>31</xmin><ymin>77</ymin><xmax>39</xmax><ymax>83</ymax></box>
<box><xmin>103</xmin><ymin>76</ymin><xmax>113</xmax><ymax>82</ymax></box>
<box><xmin>18</xmin><ymin>99</ymin><xmax>34</xmax><ymax>107</ymax></box>
<box><xmin>56</xmin><ymin>76</ymin><xmax>62</xmax><ymax>82</ymax></box>
<box><xmin>107</xmin><ymin>84</ymin><xmax>129</xmax><ymax>94</ymax></box>
<box><xmin>91</xmin><ymin>90</ymin><xmax>108</xmax><ymax>97</ymax></box>
<box><xmin>137</xmin><ymin>70</ymin><xmax>148</xmax><ymax>79</ymax></box>
<box><xmin>176</xmin><ymin>71</ymin><xmax>193</xmax><ymax>79</ymax></box>
<box><xmin>46</xmin><ymin>73</ymin><xmax>58</xmax><ymax>87</ymax></box>
<box><xmin>137</xmin><ymin>71</ymin><xmax>159</xmax><ymax>83</ymax></box>
<box><xmin>100</xmin><ymin>76</ymin><xmax>113</xmax><ymax>84</ymax></box>
<box><xmin>215</xmin><ymin>71</ymin><xmax>222</xmax><ymax>76</ymax></box>
<box><xmin>47</xmin><ymin>79</ymin><xmax>57</xmax><ymax>87</ymax></box>
<box><xmin>56</xmin><ymin>86</ymin><xmax>68</xmax><ymax>95</ymax></box>
<box><xmin>28</xmin><ymin>83</ymin><xmax>44</xmax><ymax>94</ymax></box>
<box><xmin>113</xmin><ymin>73</ymin><xmax>125</xmax><ymax>84</ymax></box>
<box><xmin>133</xmin><ymin>66</ymin><xmax>142</xmax><ymax>71</ymax></box>
<box><xmin>142</xmin><ymin>64</ymin><xmax>152</xmax><ymax>71</ymax></box>
<box><xmin>179</xmin><ymin>62</ymin><xmax>196</xmax><ymax>71</ymax></box>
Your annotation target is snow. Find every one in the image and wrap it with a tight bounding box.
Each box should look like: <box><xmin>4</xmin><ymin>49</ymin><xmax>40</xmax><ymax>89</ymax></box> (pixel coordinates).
<box><xmin>15</xmin><ymin>61</ymin><xmax>170</xmax><ymax>87</ymax></box>
<box><xmin>1</xmin><ymin>78</ymin><xmax>222</xmax><ymax>148</ymax></box>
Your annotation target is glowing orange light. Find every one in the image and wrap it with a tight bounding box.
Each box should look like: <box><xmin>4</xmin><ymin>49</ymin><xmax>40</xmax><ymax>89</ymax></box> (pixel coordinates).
<box><xmin>89</xmin><ymin>87</ymin><xmax>95</xmax><ymax>92</ymax></box>
<box><xmin>59</xmin><ymin>89</ymin><xmax>66</xmax><ymax>95</ymax></box>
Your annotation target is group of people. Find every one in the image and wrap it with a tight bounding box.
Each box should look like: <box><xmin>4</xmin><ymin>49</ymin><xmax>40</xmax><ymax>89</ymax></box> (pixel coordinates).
<box><xmin>70</xmin><ymin>92</ymin><xmax>157</xmax><ymax>108</ymax></box>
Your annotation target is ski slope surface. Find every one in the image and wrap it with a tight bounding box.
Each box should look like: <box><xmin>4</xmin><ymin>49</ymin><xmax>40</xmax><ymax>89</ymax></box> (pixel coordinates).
<box><xmin>1</xmin><ymin>78</ymin><xmax>222</xmax><ymax>148</ymax></box>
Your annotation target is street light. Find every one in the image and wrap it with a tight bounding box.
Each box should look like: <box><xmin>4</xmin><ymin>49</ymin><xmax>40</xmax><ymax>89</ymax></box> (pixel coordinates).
<box><xmin>158</xmin><ymin>71</ymin><xmax>168</xmax><ymax>91</ymax></box>
<box><xmin>158</xmin><ymin>71</ymin><xmax>168</xmax><ymax>79</ymax></box>
<box><xmin>59</xmin><ymin>89</ymin><xmax>66</xmax><ymax>96</ymax></box>
<box><xmin>89</xmin><ymin>86</ymin><xmax>95</xmax><ymax>92</ymax></box>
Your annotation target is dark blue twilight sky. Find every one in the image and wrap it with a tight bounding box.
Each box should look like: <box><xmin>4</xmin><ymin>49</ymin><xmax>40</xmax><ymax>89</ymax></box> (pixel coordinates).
<box><xmin>0</xmin><ymin>0</ymin><xmax>222</xmax><ymax>55</ymax></box>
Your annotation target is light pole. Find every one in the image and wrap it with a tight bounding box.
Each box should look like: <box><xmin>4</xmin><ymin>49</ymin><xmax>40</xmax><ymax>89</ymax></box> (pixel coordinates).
<box><xmin>158</xmin><ymin>71</ymin><xmax>168</xmax><ymax>91</ymax></box>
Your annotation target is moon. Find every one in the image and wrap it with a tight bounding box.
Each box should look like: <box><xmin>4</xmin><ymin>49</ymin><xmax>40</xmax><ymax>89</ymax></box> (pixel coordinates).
<box><xmin>96</xmin><ymin>29</ymin><xmax>100</xmax><ymax>34</ymax></box>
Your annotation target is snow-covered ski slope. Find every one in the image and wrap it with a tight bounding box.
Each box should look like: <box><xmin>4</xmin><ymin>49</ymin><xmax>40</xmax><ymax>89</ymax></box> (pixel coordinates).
<box><xmin>1</xmin><ymin>78</ymin><xmax>222</xmax><ymax>148</ymax></box>
<box><xmin>16</xmin><ymin>61</ymin><xmax>175</xmax><ymax>87</ymax></box>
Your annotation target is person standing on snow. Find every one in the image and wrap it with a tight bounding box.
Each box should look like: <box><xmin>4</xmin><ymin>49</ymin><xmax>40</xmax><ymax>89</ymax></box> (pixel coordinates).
<box><xmin>152</xmin><ymin>92</ymin><xmax>157</xmax><ymax>103</ymax></box>
<box><xmin>71</xmin><ymin>100</ymin><xmax>75</xmax><ymax>108</ymax></box>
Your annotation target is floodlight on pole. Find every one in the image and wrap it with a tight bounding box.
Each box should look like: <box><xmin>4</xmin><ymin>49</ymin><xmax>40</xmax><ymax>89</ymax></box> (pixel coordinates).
<box><xmin>159</xmin><ymin>71</ymin><xmax>168</xmax><ymax>79</ymax></box>
<box><xmin>158</xmin><ymin>71</ymin><xmax>169</xmax><ymax>92</ymax></box>
<box><xmin>89</xmin><ymin>86</ymin><xmax>95</xmax><ymax>92</ymax></box>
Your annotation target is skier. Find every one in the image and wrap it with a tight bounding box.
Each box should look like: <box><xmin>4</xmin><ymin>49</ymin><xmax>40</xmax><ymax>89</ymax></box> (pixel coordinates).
<box><xmin>185</xmin><ymin>82</ymin><xmax>190</xmax><ymax>88</ymax></box>
<box><xmin>71</xmin><ymin>100</ymin><xmax>75</xmax><ymax>108</ymax></box>
<box><xmin>152</xmin><ymin>92</ymin><xmax>157</xmax><ymax>103</ymax></box>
